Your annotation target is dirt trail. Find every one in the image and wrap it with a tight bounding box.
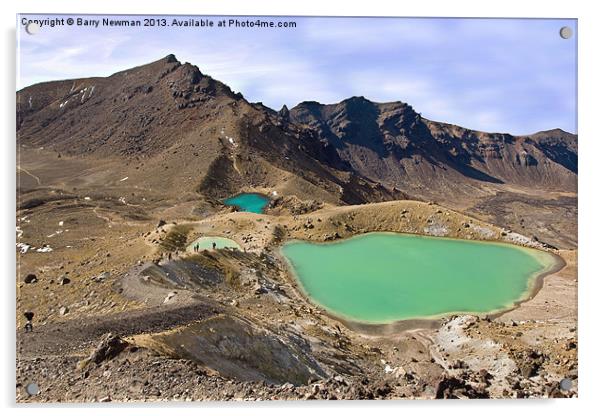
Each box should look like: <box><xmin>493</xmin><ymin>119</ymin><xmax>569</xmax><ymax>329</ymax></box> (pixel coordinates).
<box><xmin>17</xmin><ymin>165</ymin><xmax>42</xmax><ymax>185</ymax></box>
<box><xmin>17</xmin><ymin>300</ymin><xmax>223</xmax><ymax>358</ymax></box>
<box><xmin>92</xmin><ymin>206</ymin><xmax>114</xmax><ymax>225</ymax></box>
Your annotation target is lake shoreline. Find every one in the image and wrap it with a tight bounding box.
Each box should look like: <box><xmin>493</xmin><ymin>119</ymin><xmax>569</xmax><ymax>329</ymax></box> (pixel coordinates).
<box><xmin>279</xmin><ymin>232</ymin><xmax>566</xmax><ymax>335</ymax></box>
<box><xmin>186</xmin><ymin>235</ymin><xmax>242</xmax><ymax>252</ymax></box>
<box><xmin>223</xmin><ymin>192</ymin><xmax>269</xmax><ymax>214</ymax></box>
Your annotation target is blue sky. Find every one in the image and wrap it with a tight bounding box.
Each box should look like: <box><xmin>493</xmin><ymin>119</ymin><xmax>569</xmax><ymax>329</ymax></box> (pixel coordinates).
<box><xmin>17</xmin><ymin>15</ymin><xmax>577</xmax><ymax>135</ymax></box>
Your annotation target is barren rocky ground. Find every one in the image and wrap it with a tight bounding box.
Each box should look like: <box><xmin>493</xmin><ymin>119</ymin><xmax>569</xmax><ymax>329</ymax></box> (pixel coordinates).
<box><xmin>16</xmin><ymin>55</ymin><xmax>577</xmax><ymax>402</ymax></box>
<box><xmin>15</xmin><ymin>170</ymin><xmax>577</xmax><ymax>401</ymax></box>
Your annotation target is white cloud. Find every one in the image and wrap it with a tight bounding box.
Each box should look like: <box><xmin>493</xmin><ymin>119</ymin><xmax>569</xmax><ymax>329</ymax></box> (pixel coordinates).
<box><xmin>17</xmin><ymin>15</ymin><xmax>576</xmax><ymax>134</ymax></box>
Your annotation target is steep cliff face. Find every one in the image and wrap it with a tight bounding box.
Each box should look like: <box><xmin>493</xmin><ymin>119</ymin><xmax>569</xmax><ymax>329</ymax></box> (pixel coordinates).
<box><xmin>290</xmin><ymin>97</ymin><xmax>577</xmax><ymax>195</ymax></box>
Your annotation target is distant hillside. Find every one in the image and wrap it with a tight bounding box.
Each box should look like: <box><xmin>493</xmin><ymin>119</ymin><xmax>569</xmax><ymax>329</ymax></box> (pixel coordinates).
<box><xmin>289</xmin><ymin>97</ymin><xmax>577</xmax><ymax>198</ymax></box>
<box><xmin>16</xmin><ymin>55</ymin><xmax>399</xmax><ymax>205</ymax></box>
<box><xmin>17</xmin><ymin>55</ymin><xmax>576</xmax><ymax>205</ymax></box>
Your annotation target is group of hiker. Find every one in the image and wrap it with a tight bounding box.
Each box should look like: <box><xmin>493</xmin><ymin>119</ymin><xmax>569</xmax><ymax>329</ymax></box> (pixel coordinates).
<box><xmin>21</xmin><ymin>237</ymin><xmax>227</xmax><ymax>333</ymax></box>
<box><xmin>191</xmin><ymin>241</ymin><xmax>217</xmax><ymax>253</ymax></box>
<box><xmin>22</xmin><ymin>239</ymin><xmax>223</xmax><ymax>332</ymax></box>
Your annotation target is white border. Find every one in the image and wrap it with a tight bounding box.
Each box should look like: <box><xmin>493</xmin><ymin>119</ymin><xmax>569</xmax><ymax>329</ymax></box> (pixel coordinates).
<box><xmin>2</xmin><ymin>1</ymin><xmax>600</xmax><ymax>415</ymax></box>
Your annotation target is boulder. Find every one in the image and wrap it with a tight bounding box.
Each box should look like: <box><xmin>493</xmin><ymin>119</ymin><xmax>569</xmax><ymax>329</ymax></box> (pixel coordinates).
<box><xmin>78</xmin><ymin>333</ymin><xmax>129</xmax><ymax>369</ymax></box>
<box><xmin>515</xmin><ymin>349</ymin><xmax>546</xmax><ymax>378</ymax></box>
<box><xmin>23</xmin><ymin>274</ymin><xmax>37</xmax><ymax>284</ymax></box>
<box><xmin>163</xmin><ymin>291</ymin><xmax>177</xmax><ymax>303</ymax></box>
<box><xmin>253</xmin><ymin>283</ymin><xmax>265</xmax><ymax>295</ymax></box>
<box><xmin>93</xmin><ymin>272</ymin><xmax>110</xmax><ymax>282</ymax></box>
<box><xmin>435</xmin><ymin>375</ymin><xmax>489</xmax><ymax>399</ymax></box>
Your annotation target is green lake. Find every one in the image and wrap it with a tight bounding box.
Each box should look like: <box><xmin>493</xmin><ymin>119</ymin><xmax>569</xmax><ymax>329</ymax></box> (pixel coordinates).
<box><xmin>224</xmin><ymin>193</ymin><xmax>269</xmax><ymax>214</ymax></box>
<box><xmin>187</xmin><ymin>236</ymin><xmax>241</xmax><ymax>252</ymax></box>
<box><xmin>281</xmin><ymin>232</ymin><xmax>559</xmax><ymax>324</ymax></box>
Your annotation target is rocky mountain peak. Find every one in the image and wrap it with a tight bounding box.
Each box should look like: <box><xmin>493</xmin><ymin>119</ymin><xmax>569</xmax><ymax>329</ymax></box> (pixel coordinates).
<box><xmin>164</xmin><ymin>53</ymin><xmax>179</xmax><ymax>64</ymax></box>
<box><xmin>278</xmin><ymin>104</ymin><xmax>290</xmax><ymax>120</ymax></box>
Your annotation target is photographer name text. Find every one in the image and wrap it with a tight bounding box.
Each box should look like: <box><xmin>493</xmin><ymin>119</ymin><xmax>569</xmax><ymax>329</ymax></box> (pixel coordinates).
<box><xmin>21</xmin><ymin>17</ymin><xmax>297</xmax><ymax>29</ymax></box>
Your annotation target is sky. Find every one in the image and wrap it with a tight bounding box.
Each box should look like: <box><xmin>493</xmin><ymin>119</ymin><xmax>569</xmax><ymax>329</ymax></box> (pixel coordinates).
<box><xmin>17</xmin><ymin>15</ymin><xmax>577</xmax><ymax>135</ymax></box>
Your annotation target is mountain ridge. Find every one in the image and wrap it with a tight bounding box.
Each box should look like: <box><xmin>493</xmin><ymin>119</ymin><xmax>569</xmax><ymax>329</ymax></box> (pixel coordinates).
<box><xmin>289</xmin><ymin>96</ymin><xmax>576</xmax><ymax>198</ymax></box>
<box><xmin>17</xmin><ymin>54</ymin><xmax>577</xmax><ymax>205</ymax></box>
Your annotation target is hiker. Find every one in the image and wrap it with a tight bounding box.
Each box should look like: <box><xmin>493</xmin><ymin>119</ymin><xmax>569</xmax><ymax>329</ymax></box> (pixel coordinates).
<box><xmin>212</xmin><ymin>242</ymin><xmax>217</xmax><ymax>250</ymax></box>
<box><xmin>23</xmin><ymin>311</ymin><xmax>34</xmax><ymax>332</ymax></box>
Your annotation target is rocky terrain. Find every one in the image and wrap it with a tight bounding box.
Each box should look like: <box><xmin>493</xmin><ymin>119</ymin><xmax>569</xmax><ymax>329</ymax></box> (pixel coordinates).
<box><xmin>289</xmin><ymin>97</ymin><xmax>576</xmax><ymax>197</ymax></box>
<box><xmin>16</xmin><ymin>55</ymin><xmax>577</xmax><ymax>402</ymax></box>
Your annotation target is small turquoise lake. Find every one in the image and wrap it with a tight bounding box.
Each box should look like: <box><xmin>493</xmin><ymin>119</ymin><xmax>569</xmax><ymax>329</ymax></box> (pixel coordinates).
<box><xmin>281</xmin><ymin>232</ymin><xmax>559</xmax><ymax>324</ymax></box>
<box><xmin>224</xmin><ymin>193</ymin><xmax>269</xmax><ymax>214</ymax></box>
<box><xmin>187</xmin><ymin>236</ymin><xmax>241</xmax><ymax>252</ymax></box>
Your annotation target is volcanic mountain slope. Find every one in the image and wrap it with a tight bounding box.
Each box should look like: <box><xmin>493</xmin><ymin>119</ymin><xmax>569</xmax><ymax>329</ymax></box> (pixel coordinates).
<box><xmin>17</xmin><ymin>55</ymin><xmax>577</xmax><ymax>203</ymax></box>
<box><xmin>289</xmin><ymin>97</ymin><xmax>577</xmax><ymax>201</ymax></box>
<box><xmin>17</xmin><ymin>55</ymin><xmax>398</xmax><ymax>206</ymax></box>
<box><xmin>17</xmin><ymin>55</ymin><xmax>577</xmax><ymax>247</ymax></box>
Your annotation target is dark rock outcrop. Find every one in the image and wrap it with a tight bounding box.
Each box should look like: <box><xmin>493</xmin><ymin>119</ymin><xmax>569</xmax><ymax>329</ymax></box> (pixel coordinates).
<box><xmin>80</xmin><ymin>333</ymin><xmax>129</xmax><ymax>368</ymax></box>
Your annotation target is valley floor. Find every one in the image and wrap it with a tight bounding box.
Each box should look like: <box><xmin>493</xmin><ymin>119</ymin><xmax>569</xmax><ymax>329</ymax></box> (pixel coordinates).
<box><xmin>15</xmin><ymin>151</ymin><xmax>577</xmax><ymax>401</ymax></box>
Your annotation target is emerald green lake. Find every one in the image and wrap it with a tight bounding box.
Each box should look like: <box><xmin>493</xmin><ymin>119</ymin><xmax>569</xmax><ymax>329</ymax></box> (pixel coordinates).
<box><xmin>281</xmin><ymin>233</ymin><xmax>558</xmax><ymax>324</ymax></box>
<box><xmin>224</xmin><ymin>193</ymin><xmax>269</xmax><ymax>214</ymax></box>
